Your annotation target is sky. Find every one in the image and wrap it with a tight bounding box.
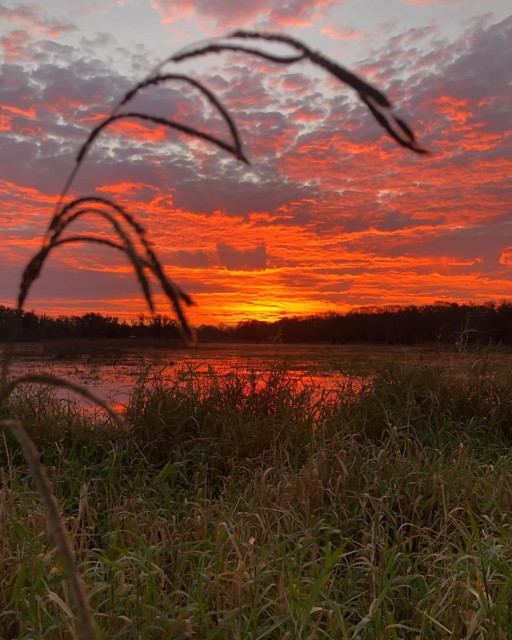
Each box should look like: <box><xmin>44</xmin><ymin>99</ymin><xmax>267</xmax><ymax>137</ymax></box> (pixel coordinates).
<box><xmin>1</xmin><ymin>0</ymin><xmax>511</xmax><ymax>327</ymax></box>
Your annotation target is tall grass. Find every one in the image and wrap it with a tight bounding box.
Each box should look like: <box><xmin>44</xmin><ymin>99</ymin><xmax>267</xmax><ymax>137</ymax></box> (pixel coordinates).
<box><xmin>2</xmin><ymin>360</ymin><xmax>512</xmax><ymax>638</ymax></box>
<box><xmin>0</xmin><ymin>31</ymin><xmax>431</xmax><ymax>640</ymax></box>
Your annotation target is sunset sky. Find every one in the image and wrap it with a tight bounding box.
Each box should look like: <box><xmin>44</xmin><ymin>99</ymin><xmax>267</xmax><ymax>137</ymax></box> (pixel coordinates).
<box><xmin>1</xmin><ymin>1</ymin><xmax>511</xmax><ymax>326</ymax></box>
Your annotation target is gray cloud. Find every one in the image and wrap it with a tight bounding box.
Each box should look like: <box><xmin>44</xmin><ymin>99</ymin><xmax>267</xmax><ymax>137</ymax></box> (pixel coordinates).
<box><xmin>0</xmin><ymin>3</ymin><xmax>76</xmax><ymax>37</ymax></box>
<box><xmin>217</xmin><ymin>243</ymin><xmax>267</xmax><ymax>270</ymax></box>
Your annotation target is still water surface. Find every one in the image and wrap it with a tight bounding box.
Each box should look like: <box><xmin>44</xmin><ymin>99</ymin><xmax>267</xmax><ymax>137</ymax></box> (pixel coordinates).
<box><xmin>4</xmin><ymin>341</ymin><xmax>510</xmax><ymax>411</ymax></box>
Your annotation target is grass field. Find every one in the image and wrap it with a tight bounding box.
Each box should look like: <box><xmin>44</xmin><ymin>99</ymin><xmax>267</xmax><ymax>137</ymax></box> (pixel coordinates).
<box><xmin>1</xmin><ymin>354</ymin><xmax>512</xmax><ymax>639</ymax></box>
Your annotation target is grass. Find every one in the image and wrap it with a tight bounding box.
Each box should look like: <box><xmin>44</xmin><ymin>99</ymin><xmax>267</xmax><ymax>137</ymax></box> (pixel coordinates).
<box><xmin>2</xmin><ymin>357</ymin><xmax>512</xmax><ymax>639</ymax></box>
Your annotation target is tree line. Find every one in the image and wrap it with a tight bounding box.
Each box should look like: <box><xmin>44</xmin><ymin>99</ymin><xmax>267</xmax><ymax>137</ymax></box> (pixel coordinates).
<box><xmin>0</xmin><ymin>307</ymin><xmax>182</xmax><ymax>341</ymax></box>
<box><xmin>2</xmin><ymin>301</ymin><xmax>512</xmax><ymax>345</ymax></box>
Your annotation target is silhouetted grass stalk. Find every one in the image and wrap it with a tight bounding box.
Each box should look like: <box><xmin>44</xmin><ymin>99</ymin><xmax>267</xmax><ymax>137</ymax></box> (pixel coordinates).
<box><xmin>0</xmin><ymin>419</ymin><xmax>98</xmax><ymax>640</ymax></box>
<box><xmin>22</xmin><ymin>31</ymin><xmax>427</xmax><ymax>345</ymax></box>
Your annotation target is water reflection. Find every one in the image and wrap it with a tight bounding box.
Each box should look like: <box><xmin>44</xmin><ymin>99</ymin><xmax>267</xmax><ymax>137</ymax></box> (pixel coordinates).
<box><xmin>4</xmin><ymin>342</ymin><xmax>370</xmax><ymax>411</ymax></box>
<box><xmin>4</xmin><ymin>342</ymin><xmax>511</xmax><ymax>414</ymax></box>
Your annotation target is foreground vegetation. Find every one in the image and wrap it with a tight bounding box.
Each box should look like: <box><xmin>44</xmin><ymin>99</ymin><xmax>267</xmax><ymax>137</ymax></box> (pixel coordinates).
<box><xmin>1</xmin><ymin>356</ymin><xmax>512</xmax><ymax>639</ymax></box>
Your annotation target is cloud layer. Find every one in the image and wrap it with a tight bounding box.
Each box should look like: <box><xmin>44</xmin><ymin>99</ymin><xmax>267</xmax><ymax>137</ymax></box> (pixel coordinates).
<box><xmin>0</xmin><ymin>2</ymin><xmax>510</xmax><ymax>325</ymax></box>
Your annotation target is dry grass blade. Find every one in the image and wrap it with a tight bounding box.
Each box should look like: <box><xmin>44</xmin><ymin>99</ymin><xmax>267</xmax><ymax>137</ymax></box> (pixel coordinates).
<box><xmin>231</xmin><ymin>31</ymin><xmax>428</xmax><ymax>153</ymax></box>
<box><xmin>53</xmin><ymin>236</ymin><xmax>127</xmax><ymax>252</ymax></box>
<box><xmin>60</xmin><ymin>206</ymin><xmax>154</xmax><ymax>313</ymax></box>
<box><xmin>62</xmin><ymin>235</ymin><xmax>153</xmax><ymax>314</ymax></box>
<box><xmin>229</xmin><ymin>31</ymin><xmax>391</xmax><ymax>106</ymax></box>
<box><xmin>0</xmin><ymin>374</ymin><xmax>127</xmax><ymax>431</ymax></box>
<box><xmin>0</xmin><ymin>418</ymin><xmax>99</xmax><ymax>640</ymax></box>
<box><xmin>169</xmin><ymin>42</ymin><xmax>306</xmax><ymax>66</ymax></box>
<box><xmin>19</xmin><ymin>213</ymin><xmax>154</xmax><ymax>315</ymax></box>
<box><xmin>20</xmin><ymin>234</ymin><xmax>194</xmax><ymax>344</ymax></box>
<box><xmin>76</xmin><ymin>112</ymin><xmax>247</xmax><ymax>176</ymax></box>
<box><xmin>361</xmin><ymin>95</ymin><xmax>426</xmax><ymax>155</ymax></box>
<box><xmin>170</xmin><ymin>30</ymin><xmax>428</xmax><ymax>154</ymax></box>
<box><xmin>18</xmin><ymin>246</ymin><xmax>51</xmax><ymax>313</ymax></box>
<box><xmin>56</xmin><ymin>106</ymin><xmax>248</xmax><ymax>210</ymax></box>
<box><xmin>18</xmin><ymin>239</ymin><xmax>129</xmax><ymax>312</ymax></box>
<box><xmin>143</xmin><ymin>248</ymin><xmax>196</xmax><ymax>344</ymax></box>
<box><xmin>55</xmin><ymin>236</ymin><xmax>196</xmax><ymax>343</ymax></box>
<box><xmin>50</xmin><ymin>196</ymin><xmax>145</xmax><ymax>236</ymax></box>
<box><xmin>118</xmin><ymin>73</ymin><xmax>248</xmax><ymax>164</ymax></box>
<box><xmin>71</xmin><ymin>203</ymin><xmax>194</xmax><ymax>341</ymax></box>
<box><xmin>24</xmin><ymin>194</ymin><xmax>195</xmax><ymax>341</ymax></box>
<box><xmin>59</xmin><ymin>198</ymin><xmax>195</xmax><ymax>340</ymax></box>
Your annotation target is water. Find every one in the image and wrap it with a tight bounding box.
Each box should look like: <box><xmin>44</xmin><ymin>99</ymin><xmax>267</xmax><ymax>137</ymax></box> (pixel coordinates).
<box><xmin>3</xmin><ymin>341</ymin><xmax>508</xmax><ymax>412</ymax></box>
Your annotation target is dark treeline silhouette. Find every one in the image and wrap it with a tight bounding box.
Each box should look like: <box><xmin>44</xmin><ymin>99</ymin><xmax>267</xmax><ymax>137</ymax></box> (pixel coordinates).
<box><xmin>2</xmin><ymin>301</ymin><xmax>512</xmax><ymax>346</ymax></box>
<box><xmin>0</xmin><ymin>307</ymin><xmax>181</xmax><ymax>342</ymax></box>
<box><xmin>227</xmin><ymin>301</ymin><xmax>512</xmax><ymax>346</ymax></box>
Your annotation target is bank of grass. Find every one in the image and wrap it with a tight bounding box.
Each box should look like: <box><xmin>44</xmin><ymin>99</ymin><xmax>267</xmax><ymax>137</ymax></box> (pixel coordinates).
<box><xmin>1</xmin><ymin>357</ymin><xmax>512</xmax><ymax>639</ymax></box>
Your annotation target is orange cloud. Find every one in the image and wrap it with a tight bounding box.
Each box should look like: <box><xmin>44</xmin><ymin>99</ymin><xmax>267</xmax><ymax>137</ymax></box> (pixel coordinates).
<box><xmin>96</xmin><ymin>181</ymin><xmax>160</xmax><ymax>196</ymax></box>
<box><xmin>1</xmin><ymin>13</ymin><xmax>511</xmax><ymax>326</ymax></box>
<box><xmin>433</xmin><ymin>95</ymin><xmax>474</xmax><ymax>127</ymax></box>
<box><xmin>96</xmin><ymin>119</ymin><xmax>169</xmax><ymax>144</ymax></box>
<box><xmin>1</xmin><ymin>105</ymin><xmax>37</xmax><ymax>118</ymax></box>
<box><xmin>500</xmin><ymin>249</ymin><xmax>512</xmax><ymax>266</ymax></box>
<box><xmin>0</xmin><ymin>115</ymin><xmax>11</xmax><ymax>131</ymax></box>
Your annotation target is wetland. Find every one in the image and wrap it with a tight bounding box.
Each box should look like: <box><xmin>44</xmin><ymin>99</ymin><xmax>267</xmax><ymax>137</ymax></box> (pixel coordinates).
<box><xmin>3</xmin><ymin>343</ymin><xmax>512</xmax><ymax>638</ymax></box>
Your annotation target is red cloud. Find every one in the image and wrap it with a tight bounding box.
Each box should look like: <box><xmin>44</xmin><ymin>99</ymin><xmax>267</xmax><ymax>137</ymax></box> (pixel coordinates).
<box><xmin>0</xmin><ymin>4</ymin><xmax>76</xmax><ymax>37</ymax></box>
<box><xmin>96</xmin><ymin>182</ymin><xmax>160</xmax><ymax>196</ymax></box>
<box><xmin>151</xmin><ymin>0</ymin><xmax>342</xmax><ymax>31</ymax></box>
<box><xmin>104</xmin><ymin>119</ymin><xmax>169</xmax><ymax>144</ymax></box>
<box><xmin>1</xmin><ymin>30</ymin><xmax>33</xmax><ymax>62</ymax></box>
<box><xmin>2</xmin><ymin>105</ymin><xmax>36</xmax><ymax>118</ymax></box>
<box><xmin>433</xmin><ymin>95</ymin><xmax>474</xmax><ymax>127</ymax></box>
<box><xmin>320</xmin><ymin>25</ymin><xmax>362</xmax><ymax>40</ymax></box>
<box><xmin>0</xmin><ymin>115</ymin><xmax>10</xmax><ymax>131</ymax></box>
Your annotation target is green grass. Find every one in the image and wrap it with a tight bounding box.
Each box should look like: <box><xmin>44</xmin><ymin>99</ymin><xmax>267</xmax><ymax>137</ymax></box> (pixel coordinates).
<box><xmin>2</xmin><ymin>357</ymin><xmax>512</xmax><ymax>639</ymax></box>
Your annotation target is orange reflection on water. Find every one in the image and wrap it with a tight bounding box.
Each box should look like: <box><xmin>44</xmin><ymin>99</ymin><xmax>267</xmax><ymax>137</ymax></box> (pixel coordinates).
<box><xmin>7</xmin><ymin>342</ymin><xmax>370</xmax><ymax>414</ymax></box>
